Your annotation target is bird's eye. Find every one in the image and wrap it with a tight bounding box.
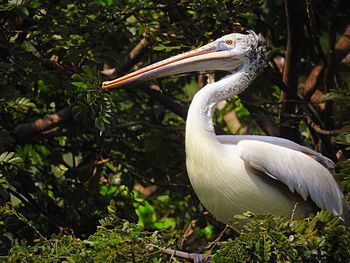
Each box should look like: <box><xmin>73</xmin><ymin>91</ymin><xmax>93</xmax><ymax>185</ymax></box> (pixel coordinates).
<box><xmin>225</xmin><ymin>39</ymin><xmax>234</xmax><ymax>45</ymax></box>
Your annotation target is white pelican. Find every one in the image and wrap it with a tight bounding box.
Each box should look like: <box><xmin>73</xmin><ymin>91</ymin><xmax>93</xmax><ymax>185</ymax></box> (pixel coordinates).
<box><xmin>102</xmin><ymin>31</ymin><xmax>350</xmax><ymax>225</ymax></box>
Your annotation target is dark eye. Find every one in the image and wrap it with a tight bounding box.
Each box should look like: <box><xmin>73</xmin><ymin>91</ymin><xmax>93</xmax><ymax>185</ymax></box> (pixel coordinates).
<box><xmin>225</xmin><ymin>39</ymin><xmax>234</xmax><ymax>45</ymax></box>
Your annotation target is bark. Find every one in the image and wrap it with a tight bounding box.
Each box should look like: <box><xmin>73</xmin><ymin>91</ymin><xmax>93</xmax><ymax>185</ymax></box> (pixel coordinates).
<box><xmin>14</xmin><ymin>106</ymin><xmax>73</xmax><ymax>138</ymax></box>
<box><xmin>118</xmin><ymin>37</ymin><xmax>150</xmax><ymax>77</ymax></box>
<box><xmin>279</xmin><ymin>0</ymin><xmax>303</xmax><ymax>142</ymax></box>
<box><xmin>146</xmin><ymin>86</ymin><xmax>188</xmax><ymax>120</ymax></box>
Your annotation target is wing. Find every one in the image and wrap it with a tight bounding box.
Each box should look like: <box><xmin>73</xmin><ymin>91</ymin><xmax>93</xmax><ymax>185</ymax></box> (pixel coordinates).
<box><xmin>217</xmin><ymin>135</ymin><xmax>335</xmax><ymax>170</ymax></box>
<box><xmin>235</xmin><ymin>140</ymin><xmax>346</xmax><ymax>218</ymax></box>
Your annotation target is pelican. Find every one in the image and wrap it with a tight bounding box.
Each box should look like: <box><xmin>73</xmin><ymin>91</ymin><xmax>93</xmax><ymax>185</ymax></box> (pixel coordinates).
<box><xmin>102</xmin><ymin>31</ymin><xmax>350</xmax><ymax>225</ymax></box>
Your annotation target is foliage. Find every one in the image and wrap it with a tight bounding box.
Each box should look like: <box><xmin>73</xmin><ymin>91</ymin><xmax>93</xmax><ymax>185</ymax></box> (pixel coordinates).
<box><xmin>4</xmin><ymin>200</ymin><xmax>180</xmax><ymax>262</ymax></box>
<box><xmin>0</xmin><ymin>0</ymin><xmax>349</xmax><ymax>261</ymax></box>
<box><xmin>212</xmin><ymin>211</ymin><xmax>350</xmax><ymax>262</ymax></box>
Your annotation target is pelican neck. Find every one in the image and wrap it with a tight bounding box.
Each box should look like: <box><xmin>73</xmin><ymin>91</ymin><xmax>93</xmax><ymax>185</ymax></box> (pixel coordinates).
<box><xmin>186</xmin><ymin>65</ymin><xmax>258</xmax><ymax>137</ymax></box>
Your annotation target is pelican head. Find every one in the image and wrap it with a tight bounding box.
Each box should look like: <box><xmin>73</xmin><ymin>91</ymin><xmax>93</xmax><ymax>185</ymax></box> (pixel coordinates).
<box><xmin>102</xmin><ymin>31</ymin><xmax>267</xmax><ymax>91</ymax></box>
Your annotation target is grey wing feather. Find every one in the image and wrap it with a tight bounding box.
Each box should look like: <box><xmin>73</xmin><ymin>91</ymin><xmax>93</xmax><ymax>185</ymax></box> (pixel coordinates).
<box><xmin>236</xmin><ymin>140</ymin><xmax>344</xmax><ymax>216</ymax></box>
<box><xmin>217</xmin><ymin>135</ymin><xmax>335</xmax><ymax>170</ymax></box>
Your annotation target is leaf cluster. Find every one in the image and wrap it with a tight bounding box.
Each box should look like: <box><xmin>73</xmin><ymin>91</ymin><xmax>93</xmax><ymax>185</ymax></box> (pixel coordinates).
<box><xmin>212</xmin><ymin>212</ymin><xmax>350</xmax><ymax>262</ymax></box>
<box><xmin>5</xmin><ymin>201</ymin><xmax>180</xmax><ymax>262</ymax></box>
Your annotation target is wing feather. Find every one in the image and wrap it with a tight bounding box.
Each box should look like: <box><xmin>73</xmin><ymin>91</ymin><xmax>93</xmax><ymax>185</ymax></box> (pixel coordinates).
<box><xmin>236</xmin><ymin>140</ymin><xmax>344</xmax><ymax>216</ymax></box>
<box><xmin>217</xmin><ymin>135</ymin><xmax>335</xmax><ymax>169</ymax></box>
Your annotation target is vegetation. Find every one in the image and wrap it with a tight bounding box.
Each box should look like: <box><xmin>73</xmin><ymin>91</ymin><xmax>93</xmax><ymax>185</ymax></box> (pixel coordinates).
<box><xmin>5</xmin><ymin>200</ymin><xmax>180</xmax><ymax>262</ymax></box>
<box><xmin>212</xmin><ymin>212</ymin><xmax>350</xmax><ymax>262</ymax></box>
<box><xmin>0</xmin><ymin>0</ymin><xmax>349</xmax><ymax>261</ymax></box>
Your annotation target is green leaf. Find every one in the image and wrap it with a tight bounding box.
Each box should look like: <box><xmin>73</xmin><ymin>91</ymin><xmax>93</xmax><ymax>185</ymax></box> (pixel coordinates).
<box><xmin>0</xmin><ymin>152</ymin><xmax>14</xmax><ymax>162</ymax></box>
<box><xmin>320</xmin><ymin>92</ymin><xmax>344</xmax><ymax>102</ymax></box>
<box><xmin>71</xmin><ymin>73</ymin><xmax>83</xmax><ymax>82</ymax></box>
<box><xmin>95</xmin><ymin>117</ymin><xmax>105</xmax><ymax>134</ymax></box>
<box><xmin>82</xmin><ymin>65</ymin><xmax>92</xmax><ymax>76</ymax></box>
<box><xmin>153</xmin><ymin>45</ymin><xmax>165</xmax><ymax>51</ymax></box>
<box><xmin>7</xmin><ymin>157</ymin><xmax>23</xmax><ymax>165</ymax></box>
<box><xmin>18</xmin><ymin>7</ymin><xmax>29</xmax><ymax>17</ymax></box>
<box><xmin>71</xmin><ymin>81</ymin><xmax>88</xmax><ymax>89</ymax></box>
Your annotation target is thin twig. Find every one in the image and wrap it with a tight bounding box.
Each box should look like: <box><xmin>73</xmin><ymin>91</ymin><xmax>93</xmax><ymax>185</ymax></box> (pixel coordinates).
<box><xmin>41</xmin><ymin>58</ymin><xmax>75</xmax><ymax>77</ymax></box>
<box><xmin>205</xmin><ymin>225</ymin><xmax>228</xmax><ymax>250</ymax></box>
<box><xmin>305</xmin><ymin>0</ymin><xmax>327</xmax><ymax>64</ymax></box>
<box><xmin>152</xmin><ymin>244</ymin><xmax>212</xmax><ymax>263</ymax></box>
<box><xmin>7</xmin><ymin>189</ymin><xmax>70</xmax><ymax>236</ymax></box>
<box><xmin>3</xmin><ymin>201</ymin><xmax>46</xmax><ymax>240</ymax></box>
<box><xmin>114</xmin><ymin>120</ymin><xmax>184</xmax><ymax>131</ymax></box>
<box><xmin>243</xmin><ymin>98</ymin><xmax>349</xmax><ymax>135</ymax></box>
<box><xmin>305</xmin><ymin>116</ymin><xmax>350</xmax><ymax>135</ymax></box>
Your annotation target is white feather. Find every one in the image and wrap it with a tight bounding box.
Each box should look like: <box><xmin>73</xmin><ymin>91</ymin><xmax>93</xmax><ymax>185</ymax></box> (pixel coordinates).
<box><xmin>217</xmin><ymin>135</ymin><xmax>335</xmax><ymax>169</ymax></box>
<box><xmin>237</xmin><ymin>140</ymin><xmax>344</xmax><ymax>215</ymax></box>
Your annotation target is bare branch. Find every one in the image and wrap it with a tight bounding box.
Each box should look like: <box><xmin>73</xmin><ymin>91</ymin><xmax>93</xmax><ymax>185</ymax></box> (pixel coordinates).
<box><xmin>205</xmin><ymin>225</ymin><xmax>228</xmax><ymax>250</ymax></box>
<box><xmin>305</xmin><ymin>0</ymin><xmax>327</xmax><ymax>64</ymax></box>
<box><xmin>14</xmin><ymin>105</ymin><xmax>73</xmax><ymax>138</ymax></box>
<box><xmin>240</xmin><ymin>91</ymin><xmax>279</xmax><ymax>136</ymax></box>
<box><xmin>120</xmin><ymin>37</ymin><xmax>150</xmax><ymax>74</ymax></box>
<box><xmin>103</xmin><ymin>37</ymin><xmax>151</xmax><ymax>80</ymax></box>
<box><xmin>41</xmin><ymin>58</ymin><xmax>75</xmax><ymax>77</ymax></box>
<box><xmin>302</xmin><ymin>66</ymin><xmax>323</xmax><ymax>101</ymax></box>
<box><xmin>157</xmin><ymin>245</ymin><xmax>212</xmax><ymax>263</ymax></box>
<box><xmin>334</xmin><ymin>24</ymin><xmax>350</xmax><ymax>63</ymax></box>
<box><xmin>114</xmin><ymin>120</ymin><xmax>184</xmax><ymax>131</ymax></box>
<box><xmin>145</xmin><ymin>85</ymin><xmax>189</xmax><ymax>120</ymax></box>
<box><xmin>306</xmin><ymin>117</ymin><xmax>350</xmax><ymax>135</ymax></box>
<box><xmin>280</xmin><ymin>0</ymin><xmax>303</xmax><ymax>142</ymax></box>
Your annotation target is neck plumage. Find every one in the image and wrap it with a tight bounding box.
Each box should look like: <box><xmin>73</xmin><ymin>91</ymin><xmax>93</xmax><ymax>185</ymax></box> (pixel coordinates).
<box><xmin>186</xmin><ymin>62</ymin><xmax>259</xmax><ymax>137</ymax></box>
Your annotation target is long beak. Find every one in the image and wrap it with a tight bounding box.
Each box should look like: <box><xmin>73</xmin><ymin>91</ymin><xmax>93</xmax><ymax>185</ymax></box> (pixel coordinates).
<box><xmin>102</xmin><ymin>42</ymin><xmax>240</xmax><ymax>91</ymax></box>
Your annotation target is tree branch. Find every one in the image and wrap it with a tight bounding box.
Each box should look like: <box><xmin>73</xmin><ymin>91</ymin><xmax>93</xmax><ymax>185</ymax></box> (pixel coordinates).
<box><xmin>280</xmin><ymin>0</ymin><xmax>303</xmax><ymax>142</ymax></box>
<box><xmin>240</xmin><ymin>92</ymin><xmax>279</xmax><ymax>136</ymax></box>
<box><xmin>305</xmin><ymin>117</ymin><xmax>350</xmax><ymax>135</ymax></box>
<box><xmin>120</xmin><ymin>37</ymin><xmax>150</xmax><ymax>75</ymax></box>
<box><xmin>103</xmin><ymin>36</ymin><xmax>151</xmax><ymax>80</ymax></box>
<box><xmin>305</xmin><ymin>0</ymin><xmax>327</xmax><ymax>64</ymax></box>
<box><xmin>302</xmin><ymin>24</ymin><xmax>350</xmax><ymax>102</ymax></box>
<box><xmin>14</xmin><ymin>105</ymin><xmax>73</xmax><ymax>138</ymax></box>
<box><xmin>145</xmin><ymin>85</ymin><xmax>188</xmax><ymax>120</ymax></box>
<box><xmin>264</xmin><ymin>67</ymin><xmax>336</xmax><ymax>159</ymax></box>
<box><xmin>334</xmin><ymin>24</ymin><xmax>350</xmax><ymax>63</ymax></box>
<box><xmin>156</xmin><ymin>245</ymin><xmax>212</xmax><ymax>263</ymax></box>
<box><xmin>114</xmin><ymin>120</ymin><xmax>184</xmax><ymax>131</ymax></box>
<box><xmin>14</xmin><ymin>34</ymin><xmax>152</xmax><ymax>139</ymax></box>
<box><xmin>41</xmin><ymin>58</ymin><xmax>75</xmax><ymax>77</ymax></box>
